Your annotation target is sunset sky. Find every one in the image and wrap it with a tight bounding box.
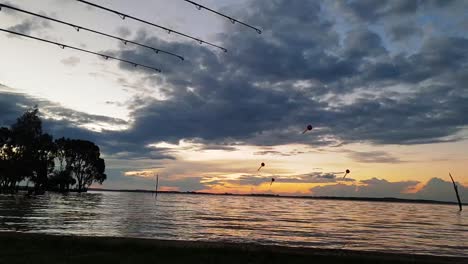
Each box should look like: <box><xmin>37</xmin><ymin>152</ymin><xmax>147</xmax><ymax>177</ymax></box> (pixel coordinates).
<box><xmin>1</xmin><ymin>0</ymin><xmax>467</xmax><ymax>202</ymax></box>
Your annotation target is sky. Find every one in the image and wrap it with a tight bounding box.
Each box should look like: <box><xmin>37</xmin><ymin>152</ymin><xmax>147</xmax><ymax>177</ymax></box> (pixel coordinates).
<box><xmin>1</xmin><ymin>0</ymin><xmax>468</xmax><ymax>202</ymax></box>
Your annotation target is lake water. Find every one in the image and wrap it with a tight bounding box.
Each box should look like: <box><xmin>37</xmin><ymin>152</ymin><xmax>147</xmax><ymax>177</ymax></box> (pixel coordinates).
<box><xmin>0</xmin><ymin>191</ymin><xmax>467</xmax><ymax>257</ymax></box>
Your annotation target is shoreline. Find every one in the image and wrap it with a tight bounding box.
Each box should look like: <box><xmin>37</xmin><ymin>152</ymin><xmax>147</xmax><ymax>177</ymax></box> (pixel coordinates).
<box><xmin>1</xmin><ymin>232</ymin><xmax>466</xmax><ymax>264</ymax></box>
<box><xmin>87</xmin><ymin>188</ymin><xmax>467</xmax><ymax>207</ymax></box>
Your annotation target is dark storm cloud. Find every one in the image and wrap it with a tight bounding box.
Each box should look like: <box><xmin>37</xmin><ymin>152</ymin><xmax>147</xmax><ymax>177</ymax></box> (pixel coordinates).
<box><xmin>342</xmin><ymin>29</ymin><xmax>387</xmax><ymax>59</ymax></box>
<box><xmin>0</xmin><ymin>89</ymin><xmax>103</xmax><ymax>144</ymax></box>
<box><xmin>102</xmin><ymin>0</ymin><xmax>468</xmax><ymax>151</ymax></box>
<box><xmin>341</xmin><ymin>0</ymin><xmax>458</xmax><ymax>22</ymax></box>
<box><xmin>0</xmin><ymin>89</ymin><xmax>173</xmax><ymax>160</ymax></box>
<box><xmin>0</xmin><ymin>87</ymin><xmax>180</xmax><ymax>162</ymax></box>
<box><xmin>388</xmin><ymin>24</ymin><xmax>422</xmax><ymax>41</ymax></box>
<box><xmin>4</xmin><ymin>0</ymin><xmax>468</xmax><ymax>161</ymax></box>
<box><xmin>0</xmin><ymin>88</ymin><xmax>128</xmax><ymax>127</ymax></box>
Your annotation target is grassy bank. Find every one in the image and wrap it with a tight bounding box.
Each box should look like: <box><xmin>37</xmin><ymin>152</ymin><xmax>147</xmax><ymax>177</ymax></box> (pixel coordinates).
<box><xmin>0</xmin><ymin>232</ymin><xmax>466</xmax><ymax>264</ymax></box>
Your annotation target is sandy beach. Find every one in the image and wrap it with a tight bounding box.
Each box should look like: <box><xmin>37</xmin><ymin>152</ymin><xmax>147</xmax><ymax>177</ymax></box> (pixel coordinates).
<box><xmin>0</xmin><ymin>232</ymin><xmax>466</xmax><ymax>264</ymax></box>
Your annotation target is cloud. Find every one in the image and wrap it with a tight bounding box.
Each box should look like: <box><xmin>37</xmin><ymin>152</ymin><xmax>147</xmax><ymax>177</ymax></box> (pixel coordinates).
<box><xmin>310</xmin><ymin>177</ymin><xmax>467</xmax><ymax>203</ymax></box>
<box><xmin>347</xmin><ymin>150</ymin><xmax>403</xmax><ymax>163</ymax></box>
<box><xmin>388</xmin><ymin>23</ymin><xmax>423</xmax><ymax>41</ymax></box>
<box><xmin>2</xmin><ymin>1</ymin><xmax>468</xmax><ymax>196</ymax></box>
<box><xmin>204</xmin><ymin>171</ymin><xmax>355</xmax><ymax>187</ymax></box>
<box><xmin>310</xmin><ymin>177</ymin><xmax>418</xmax><ymax>198</ymax></box>
<box><xmin>4</xmin><ymin>1</ymin><xmax>468</xmax><ymax>149</ymax></box>
<box><xmin>3</xmin><ymin>1</ymin><xmax>468</xmax><ymax>152</ymax></box>
<box><xmin>60</xmin><ymin>56</ymin><xmax>81</xmax><ymax>67</ymax></box>
<box><xmin>0</xmin><ymin>88</ymin><xmax>164</xmax><ymax>159</ymax></box>
<box><xmin>90</xmin><ymin>0</ymin><xmax>467</xmax><ymax>151</ymax></box>
<box><xmin>339</xmin><ymin>0</ymin><xmax>458</xmax><ymax>22</ymax></box>
<box><xmin>116</xmin><ymin>26</ymin><xmax>132</xmax><ymax>38</ymax></box>
<box><xmin>4</xmin><ymin>87</ymin><xmax>466</xmax><ymax>202</ymax></box>
<box><xmin>6</xmin><ymin>15</ymin><xmax>51</xmax><ymax>35</ymax></box>
<box><xmin>412</xmin><ymin>177</ymin><xmax>468</xmax><ymax>203</ymax></box>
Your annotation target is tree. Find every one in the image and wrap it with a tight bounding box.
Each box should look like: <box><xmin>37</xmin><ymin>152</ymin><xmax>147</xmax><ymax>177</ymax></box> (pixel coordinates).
<box><xmin>49</xmin><ymin>170</ymin><xmax>76</xmax><ymax>192</ymax></box>
<box><xmin>50</xmin><ymin>138</ymin><xmax>74</xmax><ymax>192</ymax></box>
<box><xmin>10</xmin><ymin>107</ymin><xmax>55</xmax><ymax>193</ymax></box>
<box><xmin>33</xmin><ymin>133</ymin><xmax>56</xmax><ymax>192</ymax></box>
<box><xmin>0</xmin><ymin>127</ymin><xmax>11</xmax><ymax>191</ymax></box>
<box><xmin>0</xmin><ymin>126</ymin><xmax>31</xmax><ymax>192</ymax></box>
<box><xmin>11</xmin><ymin>107</ymin><xmax>43</xmax><ymax>147</ymax></box>
<box><xmin>1</xmin><ymin>108</ymin><xmax>107</xmax><ymax>193</ymax></box>
<box><xmin>61</xmin><ymin>139</ymin><xmax>106</xmax><ymax>192</ymax></box>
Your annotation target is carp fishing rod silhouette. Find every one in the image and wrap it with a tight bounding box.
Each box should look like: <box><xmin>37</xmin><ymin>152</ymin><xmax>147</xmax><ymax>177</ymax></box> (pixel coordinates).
<box><xmin>0</xmin><ymin>3</ymin><xmax>184</xmax><ymax>61</ymax></box>
<box><xmin>76</xmin><ymin>0</ymin><xmax>228</xmax><ymax>52</ymax></box>
<box><xmin>0</xmin><ymin>28</ymin><xmax>162</xmax><ymax>72</ymax></box>
<box><xmin>183</xmin><ymin>0</ymin><xmax>262</xmax><ymax>34</ymax></box>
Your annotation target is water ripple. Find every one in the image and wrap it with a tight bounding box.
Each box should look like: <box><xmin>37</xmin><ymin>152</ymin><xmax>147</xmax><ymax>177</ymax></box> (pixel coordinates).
<box><xmin>0</xmin><ymin>192</ymin><xmax>466</xmax><ymax>257</ymax></box>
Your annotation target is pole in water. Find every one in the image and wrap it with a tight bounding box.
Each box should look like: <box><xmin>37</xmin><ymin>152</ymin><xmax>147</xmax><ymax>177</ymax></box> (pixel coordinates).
<box><xmin>302</xmin><ymin>124</ymin><xmax>313</xmax><ymax>134</ymax></box>
<box><xmin>154</xmin><ymin>174</ymin><xmax>159</xmax><ymax>199</ymax></box>
<box><xmin>258</xmin><ymin>162</ymin><xmax>265</xmax><ymax>171</ymax></box>
<box><xmin>449</xmin><ymin>173</ymin><xmax>462</xmax><ymax>211</ymax></box>
<box><xmin>270</xmin><ymin>178</ymin><xmax>275</xmax><ymax>186</ymax></box>
<box><xmin>343</xmin><ymin>169</ymin><xmax>351</xmax><ymax>179</ymax></box>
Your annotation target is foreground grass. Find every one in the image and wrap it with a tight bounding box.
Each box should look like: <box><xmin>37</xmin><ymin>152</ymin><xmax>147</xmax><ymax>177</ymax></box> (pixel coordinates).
<box><xmin>0</xmin><ymin>232</ymin><xmax>466</xmax><ymax>264</ymax></box>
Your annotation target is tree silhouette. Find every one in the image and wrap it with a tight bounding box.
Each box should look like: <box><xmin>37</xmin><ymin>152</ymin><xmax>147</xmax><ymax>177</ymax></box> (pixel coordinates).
<box><xmin>0</xmin><ymin>127</ymin><xmax>16</xmax><ymax>191</ymax></box>
<box><xmin>32</xmin><ymin>133</ymin><xmax>56</xmax><ymax>193</ymax></box>
<box><xmin>61</xmin><ymin>139</ymin><xmax>106</xmax><ymax>192</ymax></box>
<box><xmin>49</xmin><ymin>137</ymin><xmax>75</xmax><ymax>192</ymax></box>
<box><xmin>0</xmin><ymin>107</ymin><xmax>106</xmax><ymax>193</ymax></box>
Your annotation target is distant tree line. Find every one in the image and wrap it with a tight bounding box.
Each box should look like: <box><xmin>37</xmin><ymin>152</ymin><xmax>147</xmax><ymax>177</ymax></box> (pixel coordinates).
<box><xmin>0</xmin><ymin>108</ymin><xmax>106</xmax><ymax>194</ymax></box>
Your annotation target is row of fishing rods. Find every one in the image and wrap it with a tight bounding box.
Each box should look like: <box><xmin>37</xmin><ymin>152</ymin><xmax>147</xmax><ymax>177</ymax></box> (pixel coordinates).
<box><xmin>0</xmin><ymin>0</ymin><xmax>262</xmax><ymax>73</ymax></box>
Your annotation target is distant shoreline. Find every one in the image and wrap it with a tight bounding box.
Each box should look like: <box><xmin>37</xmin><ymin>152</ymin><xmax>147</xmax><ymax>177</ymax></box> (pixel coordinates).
<box><xmin>88</xmin><ymin>188</ymin><xmax>466</xmax><ymax>206</ymax></box>
<box><xmin>1</xmin><ymin>232</ymin><xmax>466</xmax><ymax>264</ymax></box>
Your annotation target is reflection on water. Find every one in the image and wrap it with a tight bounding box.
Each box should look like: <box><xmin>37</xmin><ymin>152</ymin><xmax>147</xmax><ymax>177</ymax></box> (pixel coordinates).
<box><xmin>0</xmin><ymin>191</ymin><xmax>467</xmax><ymax>257</ymax></box>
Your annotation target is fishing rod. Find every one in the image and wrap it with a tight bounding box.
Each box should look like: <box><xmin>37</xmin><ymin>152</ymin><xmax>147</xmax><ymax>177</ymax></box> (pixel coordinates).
<box><xmin>183</xmin><ymin>0</ymin><xmax>262</xmax><ymax>34</ymax></box>
<box><xmin>76</xmin><ymin>0</ymin><xmax>228</xmax><ymax>52</ymax></box>
<box><xmin>0</xmin><ymin>3</ymin><xmax>184</xmax><ymax>61</ymax></box>
<box><xmin>0</xmin><ymin>28</ymin><xmax>162</xmax><ymax>73</ymax></box>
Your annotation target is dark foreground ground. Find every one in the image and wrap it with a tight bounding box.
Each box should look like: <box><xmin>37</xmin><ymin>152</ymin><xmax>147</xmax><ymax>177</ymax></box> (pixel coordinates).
<box><xmin>0</xmin><ymin>232</ymin><xmax>466</xmax><ymax>264</ymax></box>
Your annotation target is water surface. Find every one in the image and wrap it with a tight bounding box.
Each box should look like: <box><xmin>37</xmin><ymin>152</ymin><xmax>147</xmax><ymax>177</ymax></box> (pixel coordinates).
<box><xmin>0</xmin><ymin>191</ymin><xmax>466</xmax><ymax>257</ymax></box>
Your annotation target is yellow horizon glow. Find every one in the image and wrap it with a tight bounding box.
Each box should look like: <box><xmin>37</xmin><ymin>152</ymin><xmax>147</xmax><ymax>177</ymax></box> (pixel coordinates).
<box><xmin>123</xmin><ymin>139</ymin><xmax>468</xmax><ymax>194</ymax></box>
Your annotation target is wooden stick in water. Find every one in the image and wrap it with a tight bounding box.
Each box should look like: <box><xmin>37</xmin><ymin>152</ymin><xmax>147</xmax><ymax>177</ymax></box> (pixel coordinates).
<box><xmin>449</xmin><ymin>173</ymin><xmax>462</xmax><ymax>211</ymax></box>
<box><xmin>155</xmin><ymin>174</ymin><xmax>159</xmax><ymax>199</ymax></box>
